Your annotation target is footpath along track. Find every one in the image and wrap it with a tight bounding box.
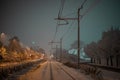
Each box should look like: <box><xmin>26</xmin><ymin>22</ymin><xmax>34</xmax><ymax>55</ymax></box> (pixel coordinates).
<box><xmin>7</xmin><ymin>60</ymin><xmax>89</xmax><ymax>80</ymax></box>
<box><xmin>50</xmin><ymin>60</ymin><xmax>76</xmax><ymax>80</ymax></box>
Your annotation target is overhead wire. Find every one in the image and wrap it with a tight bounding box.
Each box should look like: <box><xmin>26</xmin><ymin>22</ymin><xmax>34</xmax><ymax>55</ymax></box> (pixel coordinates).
<box><xmin>63</xmin><ymin>12</ymin><xmax>76</xmax><ymax>17</ymax></box>
<box><xmin>82</xmin><ymin>0</ymin><xmax>101</xmax><ymax>17</ymax></box>
<box><xmin>62</xmin><ymin>0</ymin><xmax>101</xmax><ymax>20</ymax></box>
<box><xmin>53</xmin><ymin>20</ymin><xmax>59</xmax><ymax>41</ymax></box>
<box><xmin>60</xmin><ymin>0</ymin><xmax>88</xmax><ymax>40</ymax></box>
<box><xmin>53</xmin><ymin>0</ymin><xmax>65</xmax><ymax>42</ymax></box>
<box><xmin>58</xmin><ymin>0</ymin><xmax>65</xmax><ymax>18</ymax></box>
<box><xmin>79</xmin><ymin>0</ymin><xmax>87</xmax><ymax>8</ymax></box>
<box><xmin>61</xmin><ymin>16</ymin><xmax>76</xmax><ymax>39</ymax></box>
<box><xmin>53</xmin><ymin>0</ymin><xmax>101</xmax><ymax>46</ymax></box>
<box><xmin>62</xmin><ymin>16</ymin><xmax>77</xmax><ymax>40</ymax></box>
<box><xmin>58</xmin><ymin>0</ymin><xmax>68</xmax><ymax>25</ymax></box>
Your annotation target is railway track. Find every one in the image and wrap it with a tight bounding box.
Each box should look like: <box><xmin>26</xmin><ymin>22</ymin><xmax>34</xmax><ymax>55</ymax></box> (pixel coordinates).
<box><xmin>50</xmin><ymin>61</ymin><xmax>54</xmax><ymax>80</ymax></box>
<box><xmin>50</xmin><ymin>61</ymin><xmax>77</xmax><ymax>80</ymax></box>
<box><xmin>58</xmin><ymin>64</ymin><xmax>76</xmax><ymax>80</ymax></box>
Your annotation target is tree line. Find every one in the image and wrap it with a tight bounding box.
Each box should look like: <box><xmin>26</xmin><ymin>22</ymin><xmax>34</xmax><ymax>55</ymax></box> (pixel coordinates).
<box><xmin>0</xmin><ymin>33</ymin><xmax>45</xmax><ymax>62</ymax></box>
<box><xmin>84</xmin><ymin>27</ymin><xmax>120</xmax><ymax>67</ymax></box>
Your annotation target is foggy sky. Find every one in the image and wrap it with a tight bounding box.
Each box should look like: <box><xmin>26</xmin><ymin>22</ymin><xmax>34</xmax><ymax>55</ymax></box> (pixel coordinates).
<box><xmin>0</xmin><ymin>0</ymin><xmax>120</xmax><ymax>53</ymax></box>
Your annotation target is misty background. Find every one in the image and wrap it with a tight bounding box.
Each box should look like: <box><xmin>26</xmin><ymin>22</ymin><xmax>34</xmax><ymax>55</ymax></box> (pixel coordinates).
<box><xmin>0</xmin><ymin>0</ymin><xmax>120</xmax><ymax>53</ymax></box>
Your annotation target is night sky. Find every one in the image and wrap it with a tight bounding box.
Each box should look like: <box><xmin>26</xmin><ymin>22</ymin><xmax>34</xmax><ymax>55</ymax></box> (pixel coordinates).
<box><xmin>0</xmin><ymin>0</ymin><xmax>120</xmax><ymax>53</ymax></box>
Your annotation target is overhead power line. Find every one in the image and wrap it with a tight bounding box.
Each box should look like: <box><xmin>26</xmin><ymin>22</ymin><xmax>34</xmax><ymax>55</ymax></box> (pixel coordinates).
<box><xmin>58</xmin><ymin>0</ymin><xmax>65</xmax><ymax>18</ymax></box>
<box><xmin>53</xmin><ymin>0</ymin><xmax>66</xmax><ymax>42</ymax></box>
<box><xmin>53</xmin><ymin>22</ymin><xmax>59</xmax><ymax>41</ymax></box>
<box><xmin>82</xmin><ymin>0</ymin><xmax>101</xmax><ymax>16</ymax></box>
<box><xmin>52</xmin><ymin>0</ymin><xmax>101</xmax><ymax>64</ymax></box>
<box><xmin>61</xmin><ymin>17</ymin><xmax>76</xmax><ymax>39</ymax></box>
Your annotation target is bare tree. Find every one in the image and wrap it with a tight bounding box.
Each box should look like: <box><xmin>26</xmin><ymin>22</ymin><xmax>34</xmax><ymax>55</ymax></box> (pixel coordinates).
<box><xmin>98</xmin><ymin>27</ymin><xmax>120</xmax><ymax>66</ymax></box>
<box><xmin>84</xmin><ymin>42</ymin><xmax>101</xmax><ymax>64</ymax></box>
<box><xmin>85</xmin><ymin>27</ymin><xmax>120</xmax><ymax>67</ymax></box>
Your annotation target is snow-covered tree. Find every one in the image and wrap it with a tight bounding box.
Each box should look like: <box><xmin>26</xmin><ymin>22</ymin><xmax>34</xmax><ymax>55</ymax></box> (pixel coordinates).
<box><xmin>8</xmin><ymin>36</ymin><xmax>23</xmax><ymax>53</ymax></box>
<box><xmin>84</xmin><ymin>42</ymin><xmax>101</xmax><ymax>64</ymax></box>
<box><xmin>98</xmin><ymin>27</ymin><xmax>120</xmax><ymax>66</ymax></box>
<box><xmin>85</xmin><ymin>27</ymin><xmax>120</xmax><ymax>67</ymax></box>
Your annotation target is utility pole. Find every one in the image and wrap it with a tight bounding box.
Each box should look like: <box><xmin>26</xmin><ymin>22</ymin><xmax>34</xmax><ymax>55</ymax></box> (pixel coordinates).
<box><xmin>56</xmin><ymin>45</ymin><xmax>58</xmax><ymax>60</ymax></box>
<box><xmin>55</xmin><ymin>12</ymin><xmax>80</xmax><ymax>68</ymax></box>
<box><xmin>49</xmin><ymin>40</ymin><xmax>62</xmax><ymax>61</ymax></box>
<box><xmin>60</xmin><ymin>37</ymin><xmax>63</xmax><ymax>62</ymax></box>
<box><xmin>55</xmin><ymin>0</ymin><xmax>87</xmax><ymax>68</ymax></box>
<box><xmin>48</xmin><ymin>41</ymin><xmax>53</xmax><ymax>60</ymax></box>
<box><xmin>77</xmin><ymin>8</ymin><xmax>81</xmax><ymax>69</ymax></box>
<box><xmin>51</xmin><ymin>45</ymin><xmax>58</xmax><ymax>60</ymax></box>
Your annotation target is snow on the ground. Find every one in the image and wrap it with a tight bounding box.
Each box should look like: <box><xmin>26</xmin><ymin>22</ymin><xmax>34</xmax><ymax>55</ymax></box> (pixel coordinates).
<box><xmin>102</xmin><ymin>69</ymin><xmax>120</xmax><ymax>80</ymax></box>
<box><xmin>5</xmin><ymin>60</ymin><xmax>120</xmax><ymax>80</ymax></box>
<box><xmin>57</xmin><ymin>61</ymin><xmax>93</xmax><ymax>80</ymax></box>
<box><xmin>19</xmin><ymin>60</ymin><xmax>93</xmax><ymax>80</ymax></box>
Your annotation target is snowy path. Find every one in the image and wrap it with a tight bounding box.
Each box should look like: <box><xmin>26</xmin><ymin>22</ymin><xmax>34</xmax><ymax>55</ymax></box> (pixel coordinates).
<box><xmin>6</xmin><ymin>60</ymin><xmax>120</xmax><ymax>80</ymax></box>
<box><xmin>16</xmin><ymin>60</ymin><xmax>90</xmax><ymax>80</ymax></box>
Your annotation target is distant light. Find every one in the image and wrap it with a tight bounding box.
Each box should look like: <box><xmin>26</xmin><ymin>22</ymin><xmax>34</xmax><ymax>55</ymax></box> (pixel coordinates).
<box><xmin>32</xmin><ymin>41</ymin><xmax>35</xmax><ymax>45</ymax></box>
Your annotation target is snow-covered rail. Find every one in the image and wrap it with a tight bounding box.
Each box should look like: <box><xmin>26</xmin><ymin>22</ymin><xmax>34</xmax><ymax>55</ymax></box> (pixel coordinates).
<box><xmin>52</xmin><ymin>61</ymin><xmax>76</xmax><ymax>80</ymax></box>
